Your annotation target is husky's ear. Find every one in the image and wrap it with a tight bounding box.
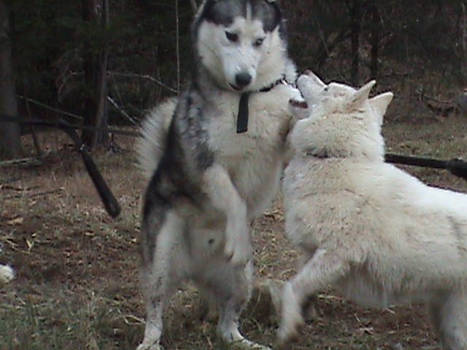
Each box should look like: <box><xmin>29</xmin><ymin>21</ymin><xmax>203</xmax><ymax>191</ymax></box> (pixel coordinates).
<box><xmin>348</xmin><ymin>80</ymin><xmax>375</xmax><ymax>110</ymax></box>
<box><xmin>369</xmin><ymin>92</ymin><xmax>393</xmax><ymax>125</ymax></box>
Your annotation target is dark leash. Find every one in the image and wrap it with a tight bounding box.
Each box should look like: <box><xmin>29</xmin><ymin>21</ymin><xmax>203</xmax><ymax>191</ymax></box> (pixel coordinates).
<box><xmin>385</xmin><ymin>153</ymin><xmax>467</xmax><ymax>181</ymax></box>
<box><xmin>236</xmin><ymin>76</ymin><xmax>287</xmax><ymax>134</ymax></box>
<box><xmin>1</xmin><ymin>115</ymin><xmax>122</xmax><ymax>218</ymax></box>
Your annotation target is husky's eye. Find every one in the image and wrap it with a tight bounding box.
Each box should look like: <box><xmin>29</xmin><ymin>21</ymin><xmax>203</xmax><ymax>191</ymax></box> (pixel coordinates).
<box><xmin>225</xmin><ymin>31</ymin><xmax>238</xmax><ymax>42</ymax></box>
<box><xmin>253</xmin><ymin>38</ymin><xmax>265</xmax><ymax>47</ymax></box>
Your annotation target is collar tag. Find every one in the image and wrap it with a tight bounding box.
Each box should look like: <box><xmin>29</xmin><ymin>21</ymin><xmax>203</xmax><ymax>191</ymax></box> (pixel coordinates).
<box><xmin>236</xmin><ymin>93</ymin><xmax>250</xmax><ymax>134</ymax></box>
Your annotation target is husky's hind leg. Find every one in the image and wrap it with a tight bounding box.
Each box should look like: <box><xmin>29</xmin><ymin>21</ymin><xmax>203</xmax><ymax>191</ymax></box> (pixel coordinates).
<box><xmin>200</xmin><ymin>259</ymin><xmax>271</xmax><ymax>349</ymax></box>
<box><xmin>138</xmin><ymin>210</ymin><xmax>187</xmax><ymax>350</ymax></box>
<box><xmin>277</xmin><ymin>248</ymin><xmax>349</xmax><ymax>345</ymax></box>
<box><xmin>430</xmin><ymin>292</ymin><xmax>467</xmax><ymax>350</ymax></box>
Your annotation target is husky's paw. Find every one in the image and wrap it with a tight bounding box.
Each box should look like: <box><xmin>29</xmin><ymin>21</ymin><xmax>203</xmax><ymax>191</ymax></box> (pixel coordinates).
<box><xmin>224</xmin><ymin>223</ymin><xmax>252</xmax><ymax>266</ymax></box>
<box><xmin>277</xmin><ymin>282</ymin><xmax>304</xmax><ymax>345</ymax></box>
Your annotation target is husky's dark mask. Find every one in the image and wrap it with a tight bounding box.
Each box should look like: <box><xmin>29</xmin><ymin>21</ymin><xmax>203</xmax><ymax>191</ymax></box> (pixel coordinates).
<box><xmin>200</xmin><ymin>0</ymin><xmax>282</xmax><ymax>33</ymax></box>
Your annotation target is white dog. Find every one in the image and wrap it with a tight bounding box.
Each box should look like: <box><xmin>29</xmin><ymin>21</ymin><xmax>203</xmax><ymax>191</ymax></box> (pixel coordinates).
<box><xmin>278</xmin><ymin>71</ymin><xmax>467</xmax><ymax>350</ymax></box>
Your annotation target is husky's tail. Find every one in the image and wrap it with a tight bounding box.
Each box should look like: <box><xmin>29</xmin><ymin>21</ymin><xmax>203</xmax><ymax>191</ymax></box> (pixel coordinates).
<box><xmin>136</xmin><ymin>98</ymin><xmax>177</xmax><ymax>180</ymax></box>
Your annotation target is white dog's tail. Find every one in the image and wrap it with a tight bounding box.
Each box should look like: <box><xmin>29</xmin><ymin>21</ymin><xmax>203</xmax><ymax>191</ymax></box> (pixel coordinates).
<box><xmin>0</xmin><ymin>264</ymin><xmax>14</xmax><ymax>284</ymax></box>
<box><xmin>136</xmin><ymin>98</ymin><xmax>177</xmax><ymax>180</ymax></box>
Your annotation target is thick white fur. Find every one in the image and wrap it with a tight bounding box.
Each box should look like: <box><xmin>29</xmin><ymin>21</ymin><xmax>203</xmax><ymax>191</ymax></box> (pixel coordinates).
<box><xmin>0</xmin><ymin>264</ymin><xmax>14</xmax><ymax>284</ymax></box>
<box><xmin>136</xmin><ymin>98</ymin><xmax>177</xmax><ymax>180</ymax></box>
<box><xmin>279</xmin><ymin>72</ymin><xmax>467</xmax><ymax>350</ymax></box>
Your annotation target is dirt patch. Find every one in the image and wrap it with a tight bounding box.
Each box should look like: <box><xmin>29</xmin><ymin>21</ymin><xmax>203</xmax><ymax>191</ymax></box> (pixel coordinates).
<box><xmin>0</xmin><ymin>115</ymin><xmax>465</xmax><ymax>349</ymax></box>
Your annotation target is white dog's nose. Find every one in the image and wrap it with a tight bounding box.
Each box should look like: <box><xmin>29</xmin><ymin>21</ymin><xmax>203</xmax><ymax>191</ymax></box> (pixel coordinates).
<box><xmin>235</xmin><ymin>72</ymin><xmax>252</xmax><ymax>88</ymax></box>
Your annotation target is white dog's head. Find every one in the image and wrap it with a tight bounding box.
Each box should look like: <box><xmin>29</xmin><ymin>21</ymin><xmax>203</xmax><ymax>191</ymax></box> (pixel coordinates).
<box><xmin>289</xmin><ymin>71</ymin><xmax>394</xmax><ymax>161</ymax></box>
<box><xmin>194</xmin><ymin>0</ymin><xmax>291</xmax><ymax>92</ymax></box>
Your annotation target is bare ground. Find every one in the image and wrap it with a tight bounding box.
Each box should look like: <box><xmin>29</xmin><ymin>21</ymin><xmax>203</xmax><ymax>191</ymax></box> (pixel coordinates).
<box><xmin>0</xmin><ymin>113</ymin><xmax>466</xmax><ymax>350</ymax></box>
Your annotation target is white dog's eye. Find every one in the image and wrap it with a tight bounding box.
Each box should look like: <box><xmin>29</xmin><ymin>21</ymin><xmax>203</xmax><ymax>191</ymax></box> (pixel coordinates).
<box><xmin>253</xmin><ymin>38</ymin><xmax>265</xmax><ymax>47</ymax></box>
<box><xmin>225</xmin><ymin>31</ymin><xmax>239</xmax><ymax>42</ymax></box>
<box><xmin>324</xmin><ymin>86</ymin><xmax>329</xmax><ymax>92</ymax></box>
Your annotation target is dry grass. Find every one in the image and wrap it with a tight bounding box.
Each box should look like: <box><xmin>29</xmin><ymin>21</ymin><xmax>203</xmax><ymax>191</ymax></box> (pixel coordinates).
<box><xmin>0</xmin><ymin>112</ymin><xmax>466</xmax><ymax>350</ymax></box>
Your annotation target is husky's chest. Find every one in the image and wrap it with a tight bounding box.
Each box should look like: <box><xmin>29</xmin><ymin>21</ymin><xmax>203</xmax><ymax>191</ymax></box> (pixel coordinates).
<box><xmin>205</xmin><ymin>87</ymin><xmax>295</xmax><ymax>214</ymax></box>
<box><xmin>206</xmin><ymin>87</ymin><xmax>293</xmax><ymax>161</ymax></box>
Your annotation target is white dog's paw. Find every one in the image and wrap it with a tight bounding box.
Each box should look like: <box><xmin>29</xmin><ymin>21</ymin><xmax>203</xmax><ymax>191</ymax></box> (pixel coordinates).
<box><xmin>277</xmin><ymin>282</ymin><xmax>304</xmax><ymax>345</ymax></box>
<box><xmin>136</xmin><ymin>342</ymin><xmax>164</xmax><ymax>350</ymax></box>
<box><xmin>137</xmin><ymin>323</ymin><xmax>163</xmax><ymax>350</ymax></box>
<box><xmin>225</xmin><ymin>338</ymin><xmax>271</xmax><ymax>350</ymax></box>
<box><xmin>224</xmin><ymin>223</ymin><xmax>252</xmax><ymax>266</ymax></box>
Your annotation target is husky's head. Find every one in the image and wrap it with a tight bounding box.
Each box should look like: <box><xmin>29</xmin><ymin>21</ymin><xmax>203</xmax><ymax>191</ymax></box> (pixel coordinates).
<box><xmin>193</xmin><ymin>0</ymin><xmax>290</xmax><ymax>92</ymax></box>
<box><xmin>289</xmin><ymin>71</ymin><xmax>394</xmax><ymax>161</ymax></box>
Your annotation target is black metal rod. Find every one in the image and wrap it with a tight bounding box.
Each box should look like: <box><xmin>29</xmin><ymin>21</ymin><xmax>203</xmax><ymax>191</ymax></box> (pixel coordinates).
<box><xmin>0</xmin><ymin>115</ymin><xmax>122</xmax><ymax>217</ymax></box>
<box><xmin>385</xmin><ymin>153</ymin><xmax>467</xmax><ymax>181</ymax></box>
<box><xmin>58</xmin><ymin>121</ymin><xmax>121</xmax><ymax>218</ymax></box>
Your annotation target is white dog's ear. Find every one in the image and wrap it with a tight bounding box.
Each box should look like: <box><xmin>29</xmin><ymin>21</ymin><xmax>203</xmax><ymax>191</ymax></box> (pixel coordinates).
<box><xmin>348</xmin><ymin>80</ymin><xmax>375</xmax><ymax>110</ymax></box>
<box><xmin>303</xmin><ymin>70</ymin><xmax>326</xmax><ymax>88</ymax></box>
<box><xmin>369</xmin><ymin>92</ymin><xmax>393</xmax><ymax>124</ymax></box>
<box><xmin>297</xmin><ymin>70</ymin><xmax>326</xmax><ymax>104</ymax></box>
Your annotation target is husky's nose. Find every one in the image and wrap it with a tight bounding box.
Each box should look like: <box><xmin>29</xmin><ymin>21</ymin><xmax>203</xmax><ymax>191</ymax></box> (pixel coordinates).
<box><xmin>235</xmin><ymin>73</ymin><xmax>252</xmax><ymax>88</ymax></box>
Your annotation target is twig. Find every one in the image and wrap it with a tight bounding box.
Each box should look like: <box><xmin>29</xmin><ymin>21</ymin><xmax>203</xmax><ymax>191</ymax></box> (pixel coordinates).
<box><xmin>0</xmin><ymin>114</ymin><xmax>141</xmax><ymax>137</ymax></box>
<box><xmin>190</xmin><ymin>0</ymin><xmax>198</xmax><ymax>13</ymax></box>
<box><xmin>107</xmin><ymin>96</ymin><xmax>138</xmax><ymax>125</ymax></box>
<box><xmin>5</xmin><ymin>188</ymin><xmax>64</xmax><ymax>200</ymax></box>
<box><xmin>16</xmin><ymin>95</ymin><xmax>83</xmax><ymax>121</ymax></box>
<box><xmin>109</xmin><ymin>72</ymin><xmax>177</xmax><ymax>94</ymax></box>
<box><xmin>0</xmin><ymin>185</ymin><xmax>39</xmax><ymax>191</ymax></box>
<box><xmin>24</xmin><ymin>87</ymin><xmax>44</xmax><ymax>158</ymax></box>
<box><xmin>0</xmin><ymin>157</ymin><xmax>42</xmax><ymax>167</ymax></box>
<box><xmin>175</xmin><ymin>0</ymin><xmax>181</xmax><ymax>93</ymax></box>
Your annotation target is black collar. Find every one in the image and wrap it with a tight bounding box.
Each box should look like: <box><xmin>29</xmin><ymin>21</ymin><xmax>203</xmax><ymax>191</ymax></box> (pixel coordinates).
<box><xmin>236</xmin><ymin>75</ymin><xmax>287</xmax><ymax>134</ymax></box>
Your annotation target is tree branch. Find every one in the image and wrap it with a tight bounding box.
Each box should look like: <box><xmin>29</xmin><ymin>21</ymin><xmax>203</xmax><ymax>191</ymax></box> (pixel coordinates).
<box><xmin>109</xmin><ymin>72</ymin><xmax>178</xmax><ymax>94</ymax></box>
<box><xmin>190</xmin><ymin>0</ymin><xmax>198</xmax><ymax>14</ymax></box>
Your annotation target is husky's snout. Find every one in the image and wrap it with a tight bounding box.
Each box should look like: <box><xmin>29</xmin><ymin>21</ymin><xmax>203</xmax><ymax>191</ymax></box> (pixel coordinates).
<box><xmin>235</xmin><ymin>72</ymin><xmax>252</xmax><ymax>88</ymax></box>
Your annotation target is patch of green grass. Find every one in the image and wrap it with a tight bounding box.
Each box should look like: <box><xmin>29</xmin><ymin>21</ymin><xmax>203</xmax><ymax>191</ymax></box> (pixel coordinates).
<box><xmin>0</xmin><ymin>288</ymin><xmax>143</xmax><ymax>350</ymax></box>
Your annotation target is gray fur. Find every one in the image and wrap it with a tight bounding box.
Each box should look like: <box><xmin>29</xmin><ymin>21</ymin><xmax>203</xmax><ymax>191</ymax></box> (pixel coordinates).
<box><xmin>136</xmin><ymin>1</ymin><xmax>300</xmax><ymax>349</ymax></box>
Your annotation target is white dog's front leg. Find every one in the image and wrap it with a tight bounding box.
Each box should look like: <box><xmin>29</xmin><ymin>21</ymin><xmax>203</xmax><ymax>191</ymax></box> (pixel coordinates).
<box><xmin>278</xmin><ymin>248</ymin><xmax>350</xmax><ymax>345</ymax></box>
<box><xmin>203</xmin><ymin>164</ymin><xmax>251</xmax><ymax>266</ymax></box>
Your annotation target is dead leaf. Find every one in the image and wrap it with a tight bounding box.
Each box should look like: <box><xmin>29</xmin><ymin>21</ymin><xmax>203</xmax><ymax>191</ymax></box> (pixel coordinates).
<box><xmin>7</xmin><ymin>217</ymin><xmax>24</xmax><ymax>226</ymax></box>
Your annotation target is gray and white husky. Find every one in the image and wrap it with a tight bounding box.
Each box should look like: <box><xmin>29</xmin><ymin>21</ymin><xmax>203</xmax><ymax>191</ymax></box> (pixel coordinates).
<box><xmin>136</xmin><ymin>1</ymin><xmax>300</xmax><ymax>349</ymax></box>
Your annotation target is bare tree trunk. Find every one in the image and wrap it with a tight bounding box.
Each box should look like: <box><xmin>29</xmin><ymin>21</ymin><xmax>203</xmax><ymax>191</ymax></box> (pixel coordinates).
<box><xmin>461</xmin><ymin>1</ymin><xmax>466</xmax><ymax>86</ymax></box>
<box><xmin>0</xmin><ymin>0</ymin><xmax>22</xmax><ymax>159</ymax></box>
<box><xmin>81</xmin><ymin>0</ymin><xmax>109</xmax><ymax>149</ymax></box>
<box><xmin>369</xmin><ymin>3</ymin><xmax>380</xmax><ymax>80</ymax></box>
<box><xmin>350</xmin><ymin>0</ymin><xmax>362</xmax><ymax>85</ymax></box>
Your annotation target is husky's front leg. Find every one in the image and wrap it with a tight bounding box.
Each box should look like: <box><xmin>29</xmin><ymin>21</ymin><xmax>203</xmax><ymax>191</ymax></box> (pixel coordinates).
<box><xmin>203</xmin><ymin>164</ymin><xmax>251</xmax><ymax>265</ymax></box>
<box><xmin>278</xmin><ymin>248</ymin><xmax>350</xmax><ymax>346</ymax></box>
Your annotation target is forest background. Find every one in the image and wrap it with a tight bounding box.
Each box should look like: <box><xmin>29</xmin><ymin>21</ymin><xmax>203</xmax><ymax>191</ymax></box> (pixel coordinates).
<box><xmin>0</xmin><ymin>0</ymin><xmax>466</xmax><ymax>158</ymax></box>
